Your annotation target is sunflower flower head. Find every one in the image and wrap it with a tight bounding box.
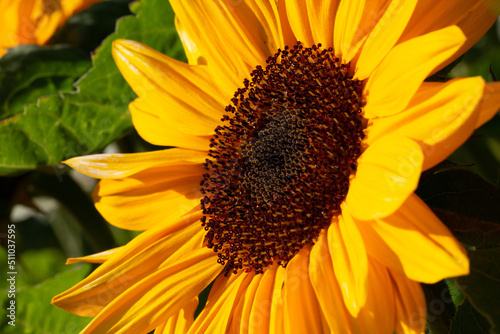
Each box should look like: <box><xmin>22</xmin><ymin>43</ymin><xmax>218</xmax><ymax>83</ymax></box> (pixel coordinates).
<box><xmin>202</xmin><ymin>42</ymin><xmax>366</xmax><ymax>275</ymax></box>
<box><xmin>0</xmin><ymin>0</ymin><xmax>102</xmax><ymax>57</ymax></box>
<box><xmin>53</xmin><ymin>1</ymin><xmax>500</xmax><ymax>333</ymax></box>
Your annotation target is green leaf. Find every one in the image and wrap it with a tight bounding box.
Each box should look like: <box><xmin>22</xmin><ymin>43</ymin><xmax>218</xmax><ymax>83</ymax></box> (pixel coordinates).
<box><xmin>0</xmin><ymin>45</ymin><xmax>91</xmax><ymax>120</ymax></box>
<box><xmin>450</xmin><ymin>299</ymin><xmax>491</xmax><ymax>334</ymax></box>
<box><xmin>446</xmin><ymin>278</ymin><xmax>465</xmax><ymax>308</ymax></box>
<box><xmin>0</xmin><ymin>0</ymin><xmax>185</xmax><ymax>175</ymax></box>
<box><xmin>17</xmin><ymin>248</ymin><xmax>69</xmax><ymax>287</ymax></box>
<box><xmin>454</xmin><ymin>248</ymin><xmax>500</xmax><ymax>333</ymax></box>
<box><xmin>0</xmin><ymin>265</ymin><xmax>92</xmax><ymax>333</ymax></box>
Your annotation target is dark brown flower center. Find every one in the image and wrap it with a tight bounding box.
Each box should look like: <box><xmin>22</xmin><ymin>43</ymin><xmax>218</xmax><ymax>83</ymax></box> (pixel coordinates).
<box><xmin>201</xmin><ymin>42</ymin><xmax>365</xmax><ymax>275</ymax></box>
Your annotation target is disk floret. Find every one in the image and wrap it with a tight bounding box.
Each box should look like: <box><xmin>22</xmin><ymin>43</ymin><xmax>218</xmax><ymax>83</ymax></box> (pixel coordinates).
<box><xmin>201</xmin><ymin>42</ymin><xmax>365</xmax><ymax>274</ymax></box>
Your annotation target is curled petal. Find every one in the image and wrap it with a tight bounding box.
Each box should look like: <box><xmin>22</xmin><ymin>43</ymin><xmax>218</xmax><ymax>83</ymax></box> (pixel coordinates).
<box><xmin>363</xmin><ymin>25</ymin><xmax>465</xmax><ymax>118</ymax></box>
<box><xmin>358</xmin><ymin>194</ymin><xmax>469</xmax><ymax>283</ymax></box>
<box><xmin>78</xmin><ymin>248</ymin><xmax>220</xmax><ymax>334</ymax></box>
<box><xmin>155</xmin><ymin>297</ymin><xmax>199</xmax><ymax>334</ymax></box>
<box><xmin>52</xmin><ymin>212</ymin><xmax>206</xmax><ymax>316</ymax></box>
<box><xmin>189</xmin><ymin>272</ymin><xmax>255</xmax><ymax>334</ymax></box>
<box><xmin>64</xmin><ymin>149</ymin><xmax>207</xmax><ymax>179</ymax></box>
<box><xmin>328</xmin><ymin>207</ymin><xmax>368</xmax><ymax>316</ymax></box>
<box><xmin>347</xmin><ymin>135</ymin><xmax>423</xmax><ymax>221</ymax></box>
<box><xmin>365</xmin><ymin>77</ymin><xmax>485</xmax><ymax>170</ymax></box>
<box><xmin>66</xmin><ymin>247</ymin><xmax>122</xmax><ymax>265</ymax></box>
<box><xmin>283</xmin><ymin>245</ymin><xmax>329</xmax><ymax>333</ymax></box>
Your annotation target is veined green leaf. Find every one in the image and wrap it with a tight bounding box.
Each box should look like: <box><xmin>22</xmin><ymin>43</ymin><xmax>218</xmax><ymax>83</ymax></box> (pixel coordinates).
<box><xmin>0</xmin><ymin>0</ymin><xmax>185</xmax><ymax>175</ymax></box>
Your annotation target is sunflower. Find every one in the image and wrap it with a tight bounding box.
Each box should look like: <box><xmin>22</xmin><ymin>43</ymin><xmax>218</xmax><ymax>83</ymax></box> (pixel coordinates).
<box><xmin>52</xmin><ymin>0</ymin><xmax>500</xmax><ymax>333</ymax></box>
<box><xmin>0</xmin><ymin>0</ymin><xmax>102</xmax><ymax>57</ymax></box>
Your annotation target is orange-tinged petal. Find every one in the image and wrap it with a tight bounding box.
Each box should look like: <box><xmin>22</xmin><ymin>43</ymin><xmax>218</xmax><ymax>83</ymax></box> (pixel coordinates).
<box><xmin>170</xmin><ymin>0</ymin><xmax>278</xmax><ymax>91</ymax></box>
<box><xmin>79</xmin><ymin>248</ymin><xmax>220</xmax><ymax>334</ymax></box>
<box><xmin>52</xmin><ymin>212</ymin><xmax>205</xmax><ymax>316</ymax></box>
<box><xmin>365</xmin><ymin>77</ymin><xmax>484</xmax><ymax>170</ymax></box>
<box><xmin>310</xmin><ymin>230</ymin><xmax>353</xmax><ymax>333</ymax></box>
<box><xmin>363</xmin><ymin>25</ymin><xmax>465</xmax><ymax>118</ymax></box>
<box><xmin>155</xmin><ymin>297</ymin><xmax>199</xmax><ymax>334</ymax></box>
<box><xmin>0</xmin><ymin>0</ymin><xmax>101</xmax><ymax>50</ymax></box>
<box><xmin>354</xmin><ymin>0</ymin><xmax>417</xmax><ymax>80</ymax></box>
<box><xmin>476</xmin><ymin>82</ymin><xmax>500</xmax><ymax>129</ymax></box>
<box><xmin>348</xmin><ymin>259</ymin><xmax>395</xmax><ymax>334</ymax></box>
<box><xmin>175</xmin><ymin>16</ymin><xmax>204</xmax><ymax>66</ymax></box>
<box><xmin>334</xmin><ymin>0</ymin><xmax>366</xmax><ymax>63</ymax></box>
<box><xmin>64</xmin><ymin>148</ymin><xmax>207</xmax><ymax>179</ymax></box>
<box><xmin>285</xmin><ymin>0</ymin><xmax>315</xmax><ymax>46</ymax></box>
<box><xmin>347</xmin><ymin>135</ymin><xmax>423</xmax><ymax>221</ymax></box>
<box><xmin>112</xmin><ymin>39</ymin><xmax>226</xmax><ymax>136</ymax></box>
<box><xmin>93</xmin><ymin>164</ymin><xmax>203</xmax><ymax>231</ymax></box>
<box><xmin>358</xmin><ymin>194</ymin><xmax>469</xmax><ymax>283</ymax></box>
<box><xmin>285</xmin><ymin>0</ymin><xmax>339</xmax><ymax>48</ymax></box>
<box><xmin>398</xmin><ymin>0</ymin><xmax>497</xmax><ymax>74</ymax></box>
<box><xmin>129</xmin><ymin>98</ymin><xmax>211</xmax><ymax>150</ymax></box>
<box><xmin>230</xmin><ymin>272</ymin><xmax>263</xmax><ymax>333</ymax></box>
<box><xmin>247</xmin><ymin>265</ymin><xmax>279</xmax><ymax>334</ymax></box>
<box><xmin>284</xmin><ymin>245</ymin><xmax>329</xmax><ymax>334</ymax></box>
<box><xmin>244</xmin><ymin>1</ymin><xmax>292</xmax><ymax>52</ymax></box>
<box><xmin>390</xmin><ymin>271</ymin><xmax>426</xmax><ymax>334</ymax></box>
<box><xmin>66</xmin><ymin>247</ymin><xmax>122</xmax><ymax>264</ymax></box>
<box><xmin>189</xmin><ymin>272</ymin><xmax>254</xmax><ymax>334</ymax></box>
<box><xmin>328</xmin><ymin>206</ymin><xmax>368</xmax><ymax>317</ymax></box>
<box><xmin>270</xmin><ymin>266</ymin><xmax>286</xmax><ymax>334</ymax></box>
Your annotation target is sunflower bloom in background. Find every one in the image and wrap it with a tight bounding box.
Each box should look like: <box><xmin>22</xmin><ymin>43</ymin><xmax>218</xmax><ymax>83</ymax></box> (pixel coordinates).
<box><xmin>0</xmin><ymin>0</ymin><xmax>102</xmax><ymax>57</ymax></box>
<box><xmin>52</xmin><ymin>0</ymin><xmax>500</xmax><ymax>333</ymax></box>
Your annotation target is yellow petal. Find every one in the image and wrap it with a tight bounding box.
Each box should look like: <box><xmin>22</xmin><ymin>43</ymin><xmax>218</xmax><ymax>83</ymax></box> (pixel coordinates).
<box><xmin>358</xmin><ymin>194</ymin><xmax>469</xmax><ymax>283</ymax></box>
<box><xmin>284</xmin><ymin>245</ymin><xmax>329</xmax><ymax>334</ymax></box>
<box><xmin>174</xmin><ymin>16</ymin><xmax>204</xmax><ymax>66</ymax></box>
<box><xmin>170</xmin><ymin>0</ymin><xmax>279</xmax><ymax>91</ymax></box>
<box><xmin>333</xmin><ymin>0</ymin><xmax>366</xmax><ymax>63</ymax></box>
<box><xmin>363</xmin><ymin>25</ymin><xmax>465</xmax><ymax>118</ymax></box>
<box><xmin>0</xmin><ymin>0</ymin><xmax>101</xmax><ymax>49</ymax></box>
<box><xmin>354</xmin><ymin>0</ymin><xmax>418</xmax><ymax>80</ymax></box>
<box><xmin>328</xmin><ymin>206</ymin><xmax>368</xmax><ymax>316</ymax></box>
<box><xmin>79</xmin><ymin>248</ymin><xmax>220</xmax><ymax>334</ymax></box>
<box><xmin>309</xmin><ymin>229</ymin><xmax>353</xmax><ymax>333</ymax></box>
<box><xmin>270</xmin><ymin>266</ymin><xmax>286</xmax><ymax>334</ymax></box>
<box><xmin>66</xmin><ymin>247</ymin><xmax>122</xmax><ymax>264</ymax></box>
<box><xmin>93</xmin><ymin>163</ymin><xmax>203</xmax><ymax>231</ymax></box>
<box><xmin>229</xmin><ymin>272</ymin><xmax>263</xmax><ymax>333</ymax></box>
<box><xmin>52</xmin><ymin>212</ymin><xmax>205</xmax><ymax>316</ymax></box>
<box><xmin>346</xmin><ymin>135</ymin><xmax>423</xmax><ymax>221</ymax></box>
<box><xmin>129</xmin><ymin>98</ymin><xmax>212</xmax><ymax>150</ymax></box>
<box><xmin>189</xmin><ymin>272</ymin><xmax>254</xmax><ymax>334</ymax></box>
<box><xmin>365</xmin><ymin>77</ymin><xmax>484</xmax><ymax>170</ymax></box>
<box><xmin>348</xmin><ymin>259</ymin><xmax>395</xmax><ymax>334</ymax></box>
<box><xmin>247</xmin><ymin>265</ymin><xmax>279</xmax><ymax>334</ymax></box>
<box><xmin>112</xmin><ymin>39</ymin><xmax>226</xmax><ymax>136</ymax></box>
<box><xmin>155</xmin><ymin>297</ymin><xmax>199</xmax><ymax>334</ymax></box>
<box><xmin>476</xmin><ymin>82</ymin><xmax>500</xmax><ymax>129</ymax></box>
<box><xmin>64</xmin><ymin>148</ymin><xmax>207</xmax><ymax>179</ymax></box>
<box><xmin>398</xmin><ymin>0</ymin><xmax>497</xmax><ymax>74</ymax></box>
<box><xmin>285</xmin><ymin>0</ymin><xmax>339</xmax><ymax>48</ymax></box>
<box><xmin>390</xmin><ymin>270</ymin><xmax>426</xmax><ymax>334</ymax></box>
<box><xmin>284</xmin><ymin>0</ymin><xmax>315</xmax><ymax>46</ymax></box>
<box><xmin>244</xmin><ymin>1</ymin><xmax>292</xmax><ymax>52</ymax></box>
